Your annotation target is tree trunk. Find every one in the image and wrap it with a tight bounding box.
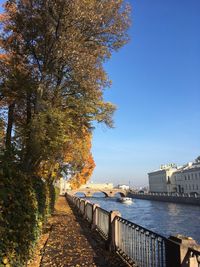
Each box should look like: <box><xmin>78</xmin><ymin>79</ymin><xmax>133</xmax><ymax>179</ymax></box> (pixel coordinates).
<box><xmin>23</xmin><ymin>92</ymin><xmax>32</xmax><ymax>172</ymax></box>
<box><xmin>5</xmin><ymin>102</ymin><xmax>15</xmax><ymax>153</ymax></box>
<box><xmin>34</xmin><ymin>84</ymin><xmax>43</xmax><ymax>113</ymax></box>
<box><xmin>26</xmin><ymin>91</ymin><xmax>32</xmax><ymax>124</ymax></box>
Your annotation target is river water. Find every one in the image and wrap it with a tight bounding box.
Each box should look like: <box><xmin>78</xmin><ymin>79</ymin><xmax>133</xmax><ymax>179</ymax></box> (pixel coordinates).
<box><xmin>83</xmin><ymin>194</ymin><xmax>200</xmax><ymax>244</ymax></box>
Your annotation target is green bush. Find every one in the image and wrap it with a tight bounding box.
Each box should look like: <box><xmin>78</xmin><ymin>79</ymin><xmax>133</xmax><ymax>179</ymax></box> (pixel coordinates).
<box><xmin>0</xmin><ymin>170</ymin><xmax>58</xmax><ymax>267</ymax></box>
<box><xmin>32</xmin><ymin>177</ymin><xmax>49</xmax><ymax>219</ymax></box>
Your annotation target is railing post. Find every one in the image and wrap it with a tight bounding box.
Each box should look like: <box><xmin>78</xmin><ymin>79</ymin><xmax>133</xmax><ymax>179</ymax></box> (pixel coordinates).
<box><xmin>83</xmin><ymin>200</ymin><xmax>88</xmax><ymax>218</ymax></box>
<box><xmin>75</xmin><ymin>197</ymin><xmax>79</xmax><ymax>207</ymax></box>
<box><xmin>166</xmin><ymin>235</ymin><xmax>200</xmax><ymax>267</ymax></box>
<box><xmin>77</xmin><ymin>198</ymin><xmax>80</xmax><ymax>209</ymax></box>
<box><xmin>79</xmin><ymin>199</ymin><xmax>84</xmax><ymax>215</ymax></box>
<box><xmin>107</xmin><ymin>210</ymin><xmax>121</xmax><ymax>251</ymax></box>
<box><xmin>91</xmin><ymin>204</ymin><xmax>100</xmax><ymax>230</ymax></box>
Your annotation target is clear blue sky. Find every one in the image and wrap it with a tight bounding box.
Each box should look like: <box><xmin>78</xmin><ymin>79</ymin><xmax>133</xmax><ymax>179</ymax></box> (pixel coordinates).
<box><xmin>1</xmin><ymin>1</ymin><xmax>200</xmax><ymax>187</ymax></box>
<box><xmin>91</xmin><ymin>0</ymin><xmax>200</xmax><ymax>187</ymax></box>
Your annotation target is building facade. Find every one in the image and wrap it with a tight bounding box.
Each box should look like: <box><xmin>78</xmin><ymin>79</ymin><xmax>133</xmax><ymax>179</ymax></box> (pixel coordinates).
<box><xmin>54</xmin><ymin>177</ymin><xmax>71</xmax><ymax>195</ymax></box>
<box><xmin>117</xmin><ymin>184</ymin><xmax>130</xmax><ymax>190</ymax></box>
<box><xmin>148</xmin><ymin>164</ymin><xmax>177</xmax><ymax>193</ymax></box>
<box><xmin>148</xmin><ymin>158</ymin><xmax>200</xmax><ymax>194</ymax></box>
<box><xmin>172</xmin><ymin>161</ymin><xmax>200</xmax><ymax>194</ymax></box>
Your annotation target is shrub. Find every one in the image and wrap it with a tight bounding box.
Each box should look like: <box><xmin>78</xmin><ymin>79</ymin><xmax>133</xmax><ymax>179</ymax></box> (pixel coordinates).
<box><xmin>0</xmin><ymin>170</ymin><xmax>57</xmax><ymax>266</ymax></box>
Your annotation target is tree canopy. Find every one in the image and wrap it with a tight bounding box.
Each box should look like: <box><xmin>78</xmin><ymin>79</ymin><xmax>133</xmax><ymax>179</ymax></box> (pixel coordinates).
<box><xmin>0</xmin><ymin>0</ymin><xmax>130</xmax><ymax>186</ymax></box>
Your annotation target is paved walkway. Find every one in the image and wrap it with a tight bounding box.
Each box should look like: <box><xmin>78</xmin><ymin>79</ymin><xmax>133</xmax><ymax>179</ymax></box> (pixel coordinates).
<box><xmin>30</xmin><ymin>196</ymin><xmax>127</xmax><ymax>267</ymax></box>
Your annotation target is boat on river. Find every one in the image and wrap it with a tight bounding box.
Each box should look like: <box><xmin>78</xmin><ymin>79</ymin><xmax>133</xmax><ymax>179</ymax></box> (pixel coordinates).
<box><xmin>118</xmin><ymin>197</ymin><xmax>133</xmax><ymax>204</ymax></box>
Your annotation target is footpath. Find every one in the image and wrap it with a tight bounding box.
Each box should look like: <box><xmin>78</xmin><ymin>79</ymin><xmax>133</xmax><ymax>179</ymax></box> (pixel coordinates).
<box><xmin>29</xmin><ymin>196</ymin><xmax>127</xmax><ymax>267</ymax></box>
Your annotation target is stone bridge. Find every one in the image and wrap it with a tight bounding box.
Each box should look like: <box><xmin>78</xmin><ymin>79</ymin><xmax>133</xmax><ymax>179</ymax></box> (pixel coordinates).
<box><xmin>69</xmin><ymin>188</ymin><xmax>128</xmax><ymax>198</ymax></box>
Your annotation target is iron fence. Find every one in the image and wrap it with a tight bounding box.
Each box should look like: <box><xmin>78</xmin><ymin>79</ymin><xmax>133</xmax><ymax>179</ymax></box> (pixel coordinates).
<box><xmin>115</xmin><ymin>217</ymin><xmax>166</xmax><ymax>267</ymax></box>
<box><xmin>131</xmin><ymin>191</ymin><xmax>200</xmax><ymax>198</ymax></box>
<box><xmin>65</xmin><ymin>193</ymin><xmax>200</xmax><ymax>267</ymax></box>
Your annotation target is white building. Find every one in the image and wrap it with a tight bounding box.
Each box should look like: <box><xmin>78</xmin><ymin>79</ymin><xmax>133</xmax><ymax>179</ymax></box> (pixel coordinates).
<box><xmin>54</xmin><ymin>177</ymin><xmax>71</xmax><ymax>195</ymax></box>
<box><xmin>148</xmin><ymin>158</ymin><xmax>200</xmax><ymax>194</ymax></box>
<box><xmin>148</xmin><ymin>164</ymin><xmax>177</xmax><ymax>193</ymax></box>
<box><xmin>117</xmin><ymin>184</ymin><xmax>130</xmax><ymax>190</ymax></box>
<box><xmin>172</xmin><ymin>161</ymin><xmax>200</xmax><ymax>194</ymax></box>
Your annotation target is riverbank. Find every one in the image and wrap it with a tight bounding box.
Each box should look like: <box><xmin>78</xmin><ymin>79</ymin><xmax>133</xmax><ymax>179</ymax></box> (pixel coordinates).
<box><xmin>128</xmin><ymin>192</ymin><xmax>200</xmax><ymax>206</ymax></box>
<box><xmin>28</xmin><ymin>196</ymin><xmax>127</xmax><ymax>267</ymax></box>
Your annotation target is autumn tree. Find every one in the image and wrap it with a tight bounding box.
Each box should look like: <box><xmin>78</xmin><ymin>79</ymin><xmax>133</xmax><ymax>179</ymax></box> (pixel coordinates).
<box><xmin>0</xmin><ymin>0</ymin><xmax>130</xmax><ymax>182</ymax></box>
<box><xmin>0</xmin><ymin>1</ymin><xmax>130</xmax><ymax>264</ymax></box>
<box><xmin>61</xmin><ymin>127</ymin><xmax>96</xmax><ymax>189</ymax></box>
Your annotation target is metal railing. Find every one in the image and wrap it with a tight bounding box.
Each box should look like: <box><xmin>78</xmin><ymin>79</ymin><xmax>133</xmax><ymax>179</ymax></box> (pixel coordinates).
<box><xmin>115</xmin><ymin>217</ymin><xmax>166</xmax><ymax>267</ymax></box>
<box><xmin>96</xmin><ymin>207</ymin><xmax>109</xmax><ymax>239</ymax></box>
<box><xmin>65</xmin><ymin>193</ymin><xmax>200</xmax><ymax>267</ymax></box>
<box><xmin>131</xmin><ymin>191</ymin><xmax>200</xmax><ymax>198</ymax></box>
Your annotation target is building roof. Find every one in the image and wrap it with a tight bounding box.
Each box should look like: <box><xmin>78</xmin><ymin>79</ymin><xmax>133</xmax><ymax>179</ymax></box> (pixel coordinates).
<box><xmin>148</xmin><ymin>164</ymin><xmax>177</xmax><ymax>175</ymax></box>
<box><xmin>148</xmin><ymin>159</ymin><xmax>200</xmax><ymax>176</ymax></box>
<box><xmin>175</xmin><ymin>161</ymin><xmax>200</xmax><ymax>173</ymax></box>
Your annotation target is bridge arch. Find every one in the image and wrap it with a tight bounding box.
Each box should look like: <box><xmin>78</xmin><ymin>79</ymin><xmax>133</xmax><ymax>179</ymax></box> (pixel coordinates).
<box><xmin>90</xmin><ymin>191</ymin><xmax>109</xmax><ymax>197</ymax></box>
<box><xmin>69</xmin><ymin>188</ymin><xmax>127</xmax><ymax>198</ymax></box>
<box><xmin>113</xmin><ymin>192</ymin><xmax>126</xmax><ymax>197</ymax></box>
<box><xmin>74</xmin><ymin>192</ymin><xmax>86</xmax><ymax>198</ymax></box>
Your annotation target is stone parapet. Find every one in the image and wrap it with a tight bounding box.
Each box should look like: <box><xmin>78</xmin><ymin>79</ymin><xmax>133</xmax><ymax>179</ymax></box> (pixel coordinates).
<box><xmin>128</xmin><ymin>192</ymin><xmax>200</xmax><ymax>206</ymax></box>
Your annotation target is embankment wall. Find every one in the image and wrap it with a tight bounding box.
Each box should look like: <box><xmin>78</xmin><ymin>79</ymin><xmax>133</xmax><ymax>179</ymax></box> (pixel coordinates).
<box><xmin>128</xmin><ymin>192</ymin><xmax>200</xmax><ymax>206</ymax></box>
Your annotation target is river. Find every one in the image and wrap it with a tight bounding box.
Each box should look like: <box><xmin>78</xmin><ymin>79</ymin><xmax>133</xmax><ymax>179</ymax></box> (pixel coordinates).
<box><xmin>81</xmin><ymin>194</ymin><xmax>200</xmax><ymax>244</ymax></box>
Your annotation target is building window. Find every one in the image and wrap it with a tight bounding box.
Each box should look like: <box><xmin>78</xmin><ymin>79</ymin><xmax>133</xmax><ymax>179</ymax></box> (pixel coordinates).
<box><xmin>188</xmin><ymin>174</ymin><xmax>190</xmax><ymax>180</ymax></box>
<box><xmin>185</xmin><ymin>175</ymin><xmax>187</xmax><ymax>180</ymax></box>
<box><xmin>195</xmin><ymin>173</ymin><xmax>197</xmax><ymax>179</ymax></box>
<box><xmin>191</xmin><ymin>173</ymin><xmax>193</xmax><ymax>179</ymax></box>
<box><xmin>196</xmin><ymin>185</ymin><xmax>198</xmax><ymax>190</ymax></box>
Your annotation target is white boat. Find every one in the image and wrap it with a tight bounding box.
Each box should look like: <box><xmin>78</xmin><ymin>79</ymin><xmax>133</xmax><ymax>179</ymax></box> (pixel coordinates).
<box><xmin>118</xmin><ymin>197</ymin><xmax>133</xmax><ymax>204</ymax></box>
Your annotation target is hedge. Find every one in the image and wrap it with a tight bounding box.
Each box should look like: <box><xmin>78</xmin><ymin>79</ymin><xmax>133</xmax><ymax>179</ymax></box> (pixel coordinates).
<box><xmin>0</xmin><ymin>169</ymin><xmax>58</xmax><ymax>267</ymax></box>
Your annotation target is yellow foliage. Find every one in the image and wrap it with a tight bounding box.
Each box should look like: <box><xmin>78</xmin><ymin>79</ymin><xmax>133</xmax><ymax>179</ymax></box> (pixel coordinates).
<box><xmin>2</xmin><ymin>256</ymin><xmax>8</xmax><ymax>264</ymax></box>
<box><xmin>67</xmin><ymin>128</ymin><xmax>96</xmax><ymax>189</ymax></box>
<box><xmin>36</xmin><ymin>160</ymin><xmax>60</xmax><ymax>181</ymax></box>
